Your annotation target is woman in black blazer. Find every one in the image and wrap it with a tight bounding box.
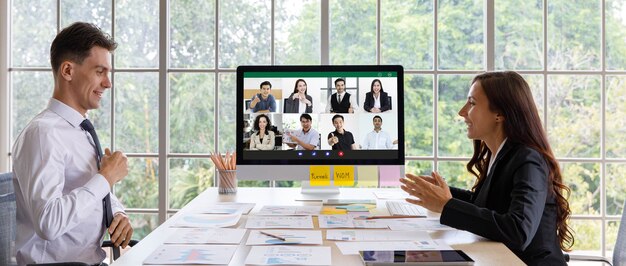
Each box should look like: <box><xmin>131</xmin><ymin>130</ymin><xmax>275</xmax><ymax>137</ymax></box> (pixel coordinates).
<box><xmin>400</xmin><ymin>71</ymin><xmax>573</xmax><ymax>265</ymax></box>
<box><xmin>284</xmin><ymin>79</ymin><xmax>313</xmax><ymax>113</ymax></box>
<box><xmin>363</xmin><ymin>79</ymin><xmax>390</xmax><ymax>113</ymax></box>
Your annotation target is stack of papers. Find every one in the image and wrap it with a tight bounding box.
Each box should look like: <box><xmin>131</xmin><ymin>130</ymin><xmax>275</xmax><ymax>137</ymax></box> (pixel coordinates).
<box><xmin>386</xmin><ymin>218</ymin><xmax>454</xmax><ymax>231</ymax></box>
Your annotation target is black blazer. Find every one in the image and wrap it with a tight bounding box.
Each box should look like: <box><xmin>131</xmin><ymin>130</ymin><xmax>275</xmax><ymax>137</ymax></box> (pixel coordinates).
<box><xmin>363</xmin><ymin>91</ymin><xmax>390</xmax><ymax>112</ymax></box>
<box><xmin>440</xmin><ymin>141</ymin><xmax>566</xmax><ymax>265</ymax></box>
<box><xmin>284</xmin><ymin>93</ymin><xmax>313</xmax><ymax>113</ymax></box>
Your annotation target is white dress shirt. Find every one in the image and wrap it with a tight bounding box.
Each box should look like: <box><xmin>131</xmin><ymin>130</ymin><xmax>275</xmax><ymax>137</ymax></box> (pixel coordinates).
<box><xmin>487</xmin><ymin>138</ymin><xmax>508</xmax><ymax>176</ymax></box>
<box><xmin>12</xmin><ymin>98</ymin><xmax>125</xmax><ymax>265</ymax></box>
<box><xmin>362</xmin><ymin>129</ymin><xmax>394</xmax><ymax>150</ymax></box>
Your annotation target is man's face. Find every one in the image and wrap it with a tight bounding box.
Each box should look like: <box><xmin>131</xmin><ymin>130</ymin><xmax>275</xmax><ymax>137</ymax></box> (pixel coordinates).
<box><xmin>332</xmin><ymin>117</ymin><xmax>344</xmax><ymax>130</ymax></box>
<box><xmin>335</xmin><ymin>81</ymin><xmax>345</xmax><ymax>94</ymax></box>
<box><xmin>373</xmin><ymin>117</ymin><xmax>382</xmax><ymax>130</ymax></box>
<box><xmin>300</xmin><ymin>118</ymin><xmax>312</xmax><ymax>131</ymax></box>
<box><xmin>260</xmin><ymin>85</ymin><xmax>271</xmax><ymax>98</ymax></box>
<box><xmin>67</xmin><ymin>46</ymin><xmax>112</xmax><ymax>115</ymax></box>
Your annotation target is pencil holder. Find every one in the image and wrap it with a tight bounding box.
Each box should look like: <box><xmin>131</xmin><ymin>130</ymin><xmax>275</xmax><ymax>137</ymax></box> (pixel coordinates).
<box><xmin>218</xmin><ymin>170</ymin><xmax>237</xmax><ymax>194</ymax></box>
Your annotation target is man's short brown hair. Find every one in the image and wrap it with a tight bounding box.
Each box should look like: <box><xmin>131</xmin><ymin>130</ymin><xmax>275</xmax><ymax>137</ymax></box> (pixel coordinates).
<box><xmin>50</xmin><ymin>22</ymin><xmax>117</xmax><ymax>75</ymax></box>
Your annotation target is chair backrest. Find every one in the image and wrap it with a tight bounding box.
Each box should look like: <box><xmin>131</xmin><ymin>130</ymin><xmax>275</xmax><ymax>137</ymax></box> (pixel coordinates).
<box><xmin>387</xmin><ymin>95</ymin><xmax>392</xmax><ymax>110</ymax></box>
<box><xmin>614</xmin><ymin>200</ymin><xmax>626</xmax><ymax>265</ymax></box>
<box><xmin>0</xmin><ymin>172</ymin><xmax>16</xmax><ymax>266</ymax></box>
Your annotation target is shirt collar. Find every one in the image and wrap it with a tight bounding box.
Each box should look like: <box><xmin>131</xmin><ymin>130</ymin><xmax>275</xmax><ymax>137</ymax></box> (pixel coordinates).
<box><xmin>47</xmin><ymin>98</ymin><xmax>87</xmax><ymax>128</ymax></box>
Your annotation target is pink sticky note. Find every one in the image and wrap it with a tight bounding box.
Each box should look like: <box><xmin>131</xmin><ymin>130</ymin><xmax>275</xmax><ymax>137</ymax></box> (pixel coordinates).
<box><xmin>379</xmin><ymin>165</ymin><xmax>402</xmax><ymax>187</ymax></box>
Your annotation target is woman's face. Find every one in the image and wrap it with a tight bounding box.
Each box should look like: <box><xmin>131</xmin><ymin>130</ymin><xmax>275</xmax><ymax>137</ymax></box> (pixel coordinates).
<box><xmin>458</xmin><ymin>81</ymin><xmax>500</xmax><ymax>142</ymax></box>
<box><xmin>372</xmin><ymin>81</ymin><xmax>381</xmax><ymax>94</ymax></box>
<box><xmin>258</xmin><ymin>117</ymin><xmax>268</xmax><ymax>130</ymax></box>
<box><xmin>297</xmin><ymin>81</ymin><xmax>307</xmax><ymax>94</ymax></box>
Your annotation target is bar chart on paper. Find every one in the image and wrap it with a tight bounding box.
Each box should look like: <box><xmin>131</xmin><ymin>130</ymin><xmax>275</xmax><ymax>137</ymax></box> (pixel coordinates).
<box><xmin>143</xmin><ymin>245</ymin><xmax>237</xmax><ymax>264</ymax></box>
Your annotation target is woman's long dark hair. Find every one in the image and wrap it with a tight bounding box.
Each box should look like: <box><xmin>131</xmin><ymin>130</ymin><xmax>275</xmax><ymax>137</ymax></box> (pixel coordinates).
<box><xmin>253</xmin><ymin>114</ymin><xmax>271</xmax><ymax>135</ymax></box>
<box><xmin>466</xmin><ymin>71</ymin><xmax>574</xmax><ymax>251</ymax></box>
<box><xmin>370</xmin><ymin>79</ymin><xmax>384</xmax><ymax>93</ymax></box>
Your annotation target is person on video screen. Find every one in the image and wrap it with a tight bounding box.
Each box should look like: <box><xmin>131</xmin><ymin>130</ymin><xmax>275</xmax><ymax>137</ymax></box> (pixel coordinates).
<box><xmin>285</xmin><ymin>114</ymin><xmax>319</xmax><ymax>150</ymax></box>
<box><xmin>249</xmin><ymin>114</ymin><xmax>275</xmax><ymax>150</ymax></box>
<box><xmin>326</xmin><ymin>78</ymin><xmax>358</xmax><ymax>113</ymax></box>
<box><xmin>249</xmin><ymin>81</ymin><xmax>276</xmax><ymax>113</ymax></box>
<box><xmin>327</xmin><ymin>114</ymin><xmax>358</xmax><ymax>150</ymax></box>
<box><xmin>362</xmin><ymin>115</ymin><xmax>397</xmax><ymax>150</ymax></box>
<box><xmin>363</xmin><ymin>79</ymin><xmax>391</xmax><ymax>113</ymax></box>
<box><xmin>284</xmin><ymin>79</ymin><xmax>313</xmax><ymax>113</ymax></box>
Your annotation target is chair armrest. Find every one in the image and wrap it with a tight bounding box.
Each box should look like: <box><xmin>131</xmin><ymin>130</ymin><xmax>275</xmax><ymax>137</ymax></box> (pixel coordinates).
<box><xmin>101</xmin><ymin>239</ymin><xmax>139</xmax><ymax>248</ymax></box>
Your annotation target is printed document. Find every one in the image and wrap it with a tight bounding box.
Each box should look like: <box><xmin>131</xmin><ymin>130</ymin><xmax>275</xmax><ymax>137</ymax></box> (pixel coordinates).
<box><xmin>245</xmin><ymin>246</ymin><xmax>331</xmax><ymax>265</ymax></box>
<box><xmin>245</xmin><ymin>215</ymin><xmax>314</xmax><ymax>229</ymax></box>
<box><xmin>246</xmin><ymin>230</ymin><xmax>323</xmax><ymax>245</ymax></box>
<box><xmin>164</xmin><ymin>228</ymin><xmax>246</xmax><ymax>244</ymax></box>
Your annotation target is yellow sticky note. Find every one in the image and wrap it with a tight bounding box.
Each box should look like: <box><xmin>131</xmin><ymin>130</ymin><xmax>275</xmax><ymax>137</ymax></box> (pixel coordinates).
<box><xmin>333</xmin><ymin>165</ymin><xmax>354</xmax><ymax>186</ymax></box>
<box><xmin>321</xmin><ymin>207</ymin><xmax>348</xmax><ymax>215</ymax></box>
<box><xmin>357</xmin><ymin>166</ymin><xmax>379</xmax><ymax>187</ymax></box>
<box><xmin>310</xmin><ymin>166</ymin><xmax>331</xmax><ymax>186</ymax></box>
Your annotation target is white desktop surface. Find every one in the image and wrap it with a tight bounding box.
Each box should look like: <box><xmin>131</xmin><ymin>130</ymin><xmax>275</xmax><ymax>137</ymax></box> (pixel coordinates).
<box><xmin>111</xmin><ymin>187</ymin><xmax>525</xmax><ymax>266</ymax></box>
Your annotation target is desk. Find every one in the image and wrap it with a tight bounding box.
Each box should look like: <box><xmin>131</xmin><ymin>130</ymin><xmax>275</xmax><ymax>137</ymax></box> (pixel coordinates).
<box><xmin>112</xmin><ymin>188</ymin><xmax>525</xmax><ymax>265</ymax></box>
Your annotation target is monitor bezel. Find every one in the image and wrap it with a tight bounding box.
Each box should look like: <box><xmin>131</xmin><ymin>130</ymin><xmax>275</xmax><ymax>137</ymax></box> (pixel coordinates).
<box><xmin>236</xmin><ymin>65</ymin><xmax>405</xmax><ymax>166</ymax></box>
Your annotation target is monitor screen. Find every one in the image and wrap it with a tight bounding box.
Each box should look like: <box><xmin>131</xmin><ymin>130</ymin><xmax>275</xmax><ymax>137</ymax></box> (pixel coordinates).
<box><xmin>236</xmin><ymin>65</ymin><xmax>404</xmax><ymax>181</ymax></box>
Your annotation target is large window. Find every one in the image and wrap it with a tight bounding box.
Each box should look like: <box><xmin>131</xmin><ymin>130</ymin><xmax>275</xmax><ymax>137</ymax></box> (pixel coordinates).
<box><xmin>3</xmin><ymin>0</ymin><xmax>626</xmax><ymax>256</ymax></box>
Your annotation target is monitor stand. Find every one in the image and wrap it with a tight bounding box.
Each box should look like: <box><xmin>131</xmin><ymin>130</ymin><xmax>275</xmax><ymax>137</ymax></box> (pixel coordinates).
<box><xmin>300</xmin><ymin>181</ymin><xmax>340</xmax><ymax>195</ymax></box>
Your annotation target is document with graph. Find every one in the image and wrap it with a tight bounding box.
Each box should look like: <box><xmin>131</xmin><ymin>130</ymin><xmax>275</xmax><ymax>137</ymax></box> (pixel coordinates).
<box><xmin>245</xmin><ymin>246</ymin><xmax>331</xmax><ymax>265</ymax></box>
<box><xmin>171</xmin><ymin>213</ymin><xmax>242</xmax><ymax>228</ymax></box>
<box><xmin>143</xmin><ymin>244</ymin><xmax>237</xmax><ymax>264</ymax></box>
<box><xmin>164</xmin><ymin>228</ymin><xmax>247</xmax><ymax>244</ymax></box>
<box><xmin>245</xmin><ymin>215</ymin><xmax>314</xmax><ymax>229</ymax></box>
<box><xmin>246</xmin><ymin>230</ymin><xmax>323</xmax><ymax>245</ymax></box>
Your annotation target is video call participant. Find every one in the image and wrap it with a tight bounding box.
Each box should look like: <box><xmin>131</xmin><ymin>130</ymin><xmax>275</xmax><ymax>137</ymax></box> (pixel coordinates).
<box><xmin>249</xmin><ymin>114</ymin><xmax>276</xmax><ymax>150</ymax></box>
<box><xmin>284</xmin><ymin>79</ymin><xmax>313</xmax><ymax>113</ymax></box>
<box><xmin>400</xmin><ymin>71</ymin><xmax>573</xmax><ymax>265</ymax></box>
<box><xmin>249</xmin><ymin>81</ymin><xmax>276</xmax><ymax>113</ymax></box>
<box><xmin>362</xmin><ymin>115</ymin><xmax>398</xmax><ymax>150</ymax></box>
<box><xmin>325</xmin><ymin>78</ymin><xmax>358</xmax><ymax>113</ymax></box>
<box><xmin>327</xmin><ymin>114</ymin><xmax>358</xmax><ymax>150</ymax></box>
<box><xmin>363</xmin><ymin>79</ymin><xmax>390</xmax><ymax>113</ymax></box>
<box><xmin>285</xmin><ymin>114</ymin><xmax>319</xmax><ymax>150</ymax></box>
<box><xmin>12</xmin><ymin>22</ymin><xmax>132</xmax><ymax>265</ymax></box>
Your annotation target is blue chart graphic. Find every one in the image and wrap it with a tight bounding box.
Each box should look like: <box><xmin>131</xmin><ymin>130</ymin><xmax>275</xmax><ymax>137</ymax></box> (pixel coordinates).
<box><xmin>173</xmin><ymin>249</ymin><xmax>214</xmax><ymax>262</ymax></box>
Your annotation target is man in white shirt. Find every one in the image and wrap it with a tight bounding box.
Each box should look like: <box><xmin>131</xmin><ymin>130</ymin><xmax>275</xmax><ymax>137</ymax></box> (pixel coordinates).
<box><xmin>325</xmin><ymin>78</ymin><xmax>359</xmax><ymax>113</ymax></box>
<box><xmin>12</xmin><ymin>22</ymin><xmax>132</xmax><ymax>265</ymax></box>
<box><xmin>362</xmin><ymin>115</ymin><xmax>398</xmax><ymax>150</ymax></box>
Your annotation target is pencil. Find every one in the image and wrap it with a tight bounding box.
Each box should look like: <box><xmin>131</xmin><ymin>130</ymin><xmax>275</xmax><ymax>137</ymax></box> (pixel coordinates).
<box><xmin>259</xmin><ymin>231</ymin><xmax>286</xmax><ymax>241</ymax></box>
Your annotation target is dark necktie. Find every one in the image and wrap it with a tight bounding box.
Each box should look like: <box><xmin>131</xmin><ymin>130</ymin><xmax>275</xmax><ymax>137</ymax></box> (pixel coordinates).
<box><xmin>80</xmin><ymin>119</ymin><xmax>114</xmax><ymax>228</ymax></box>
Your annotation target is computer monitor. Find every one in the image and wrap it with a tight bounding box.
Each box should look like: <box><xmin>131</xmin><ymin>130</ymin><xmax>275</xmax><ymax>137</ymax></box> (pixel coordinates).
<box><xmin>236</xmin><ymin>65</ymin><xmax>404</xmax><ymax>191</ymax></box>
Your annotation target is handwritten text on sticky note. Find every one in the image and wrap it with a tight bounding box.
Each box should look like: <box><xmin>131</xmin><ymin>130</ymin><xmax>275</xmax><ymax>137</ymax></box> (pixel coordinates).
<box><xmin>310</xmin><ymin>166</ymin><xmax>331</xmax><ymax>186</ymax></box>
<box><xmin>333</xmin><ymin>165</ymin><xmax>354</xmax><ymax>186</ymax></box>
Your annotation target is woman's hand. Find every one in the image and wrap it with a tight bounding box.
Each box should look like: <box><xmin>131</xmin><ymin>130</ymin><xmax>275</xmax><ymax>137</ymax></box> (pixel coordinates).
<box><xmin>399</xmin><ymin>171</ymin><xmax>452</xmax><ymax>213</ymax></box>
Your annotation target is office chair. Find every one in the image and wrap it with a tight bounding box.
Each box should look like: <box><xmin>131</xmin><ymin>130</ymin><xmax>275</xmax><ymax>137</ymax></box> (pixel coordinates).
<box><xmin>0</xmin><ymin>172</ymin><xmax>137</xmax><ymax>266</ymax></box>
<box><xmin>387</xmin><ymin>96</ymin><xmax>392</xmax><ymax>110</ymax></box>
<box><xmin>565</xmin><ymin>200</ymin><xmax>626</xmax><ymax>266</ymax></box>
